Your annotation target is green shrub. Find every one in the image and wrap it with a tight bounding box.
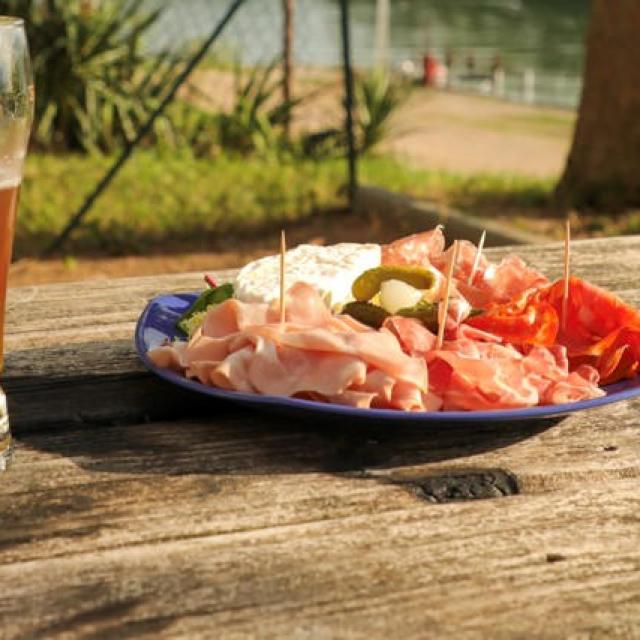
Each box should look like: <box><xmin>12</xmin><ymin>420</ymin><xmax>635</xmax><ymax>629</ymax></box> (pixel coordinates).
<box><xmin>356</xmin><ymin>72</ymin><xmax>410</xmax><ymax>154</ymax></box>
<box><xmin>298</xmin><ymin>72</ymin><xmax>410</xmax><ymax>159</ymax></box>
<box><xmin>216</xmin><ymin>60</ymin><xmax>300</xmax><ymax>158</ymax></box>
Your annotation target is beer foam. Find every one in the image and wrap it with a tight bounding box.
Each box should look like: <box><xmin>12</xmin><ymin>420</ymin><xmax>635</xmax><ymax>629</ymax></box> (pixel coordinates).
<box><xmin>0</xmin><ymin>153</ymin><xmax>26</xmax><ymax>189</ymax></box>
<box><xmin>0</xmin><ymin>175</ymin><xmax>20</xmax><ymax>190</ymax></box>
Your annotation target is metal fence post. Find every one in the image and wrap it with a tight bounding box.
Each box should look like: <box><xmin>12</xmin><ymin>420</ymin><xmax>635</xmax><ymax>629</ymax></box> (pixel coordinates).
<box><xmin>282</xmin><ymin>0</ymin><xmax>295</xmax><ymax>141</ymax></box>
<box><xmin>339</xmin><ymin>0</ymin><xmax>358</xmax><ymax>213</ymax></box>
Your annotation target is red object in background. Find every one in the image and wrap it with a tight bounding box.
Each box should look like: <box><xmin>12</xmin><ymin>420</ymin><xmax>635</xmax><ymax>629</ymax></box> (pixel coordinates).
<box><xmin>423</xmin><ymin>54</ymin><xmax>439</xmax><ymax>86</ymax></box>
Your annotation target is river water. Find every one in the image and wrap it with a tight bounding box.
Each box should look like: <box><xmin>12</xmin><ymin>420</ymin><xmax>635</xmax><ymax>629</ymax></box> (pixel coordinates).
<box><xmin>149</xmin><ymin>0</ymin><xmax>589</xmax><ymax>108</ymax></box>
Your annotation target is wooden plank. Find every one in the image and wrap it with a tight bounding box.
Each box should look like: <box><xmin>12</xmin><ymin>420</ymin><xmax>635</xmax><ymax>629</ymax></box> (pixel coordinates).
<box><xmin>5</xmin><ymin>397</ymin><xmax>640</xmax><ymax>498</ymax></box>
<box><xmin>4</xmin><ymin>270</ymin><xmax>232</xmax><ymax>351</ymax></box>
<box><xmin>2</xmin><ymin>388</ymin><xmax>640</xmax><ymax>564</ymax></box>
<box><xmin>3</xmin><ymin>340</ymin><xmax>218</xmax><ymax>432</ymax></box>
<box><xmin>1</xmin><ymin>237</ymin><xmax>640</xmax><ymax>638</ymax></box>
<box><xmin>0</xmin><ymin>475</ymin><xmax>638</xmax><ymax>638</ymax></box>
<box><xmin>4</xmin><ymin>356</ymin><xmax>640</xmax><ymax>482</ymax></box>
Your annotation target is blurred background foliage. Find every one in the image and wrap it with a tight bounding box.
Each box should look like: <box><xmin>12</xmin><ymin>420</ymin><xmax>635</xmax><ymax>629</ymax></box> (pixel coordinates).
<box><xmin>0</xmin><ymin>0</ymin><xmax>185</xmax><ymax>152</ymax></box>
<box><xmin>0</xmin><ymin>0</ymin><xmax>402</xmax><ymax>159</ymax></box>
<box><xmin>7</xmin><ymin>0</ymin><xmax>600</xmax><ymax>262</ymax></box>
<box><xmin>2</xmin><ymin>0</ymin><xmax>420</xmax><ymax>257</ymax></box>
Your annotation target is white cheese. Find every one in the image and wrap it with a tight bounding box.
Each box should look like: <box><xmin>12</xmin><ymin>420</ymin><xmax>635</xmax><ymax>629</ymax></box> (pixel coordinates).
<box><xmin>234</xmin><ymin>243</ymin><xmax>381</xmax><ymax>309</ymax></box>
<box><xmin>379</xmin><ymin>279</ymin><xmax>423</xmax><ymax>314</ymax></box>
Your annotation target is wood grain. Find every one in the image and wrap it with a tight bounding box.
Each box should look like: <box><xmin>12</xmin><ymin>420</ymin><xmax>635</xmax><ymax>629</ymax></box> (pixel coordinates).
<box><xmin>1</xmin><ymin>460</ymin><xmax>639</xmax><ymax>638</ymax></box>
<box><xmin>1</xmin><ymin>237</ymin><xmax>640</xmax><ymax>638</ymax></box>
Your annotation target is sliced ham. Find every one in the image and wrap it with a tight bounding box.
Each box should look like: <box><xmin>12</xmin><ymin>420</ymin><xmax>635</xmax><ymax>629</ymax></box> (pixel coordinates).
<box><xmin>456</xmin><ymin>256</ymin><xmax>548</xmax><ymax>309</ymax></box>
<box><xmin>149</xmin><ymin>282</ymin><xmax>430</xmax><ymax>411</ymax></box>
<box><xmin>426</xmin><ymin>343</ymin><xmax>602</xmax><ymax>411</ymax></box>
<box><xmin>247</xmin><ymin>340</ymin><xmax>367</xmax><ymax>397</ymax></box>
<box><xmin>432</xmin><ymin>239</ymin><xmax>488</xmax><ymax>283</ymax></box>
<box><xmin>252</xmin><ymin>325</ymin><xmax>427</xmax><ymax>389</ymax></box>
<box><xmin>383</xmin><ymin>316</ymin><xmax>436</xmax><ymax>357</ymax></box>
<box><xmin>381</xmin><ymin>228</ymin><xmax>548</xmax><ymax>309</ymax></box>
<box><xmin>428</xmin><ymin>351</ymin><xmax>541</xmax><ymax>411</ymax></box>
<box><xmin>202</xmin><ymin>298</ymin><xmax>268</xmax><ymax>337</ymax></box>
<box><xmin>385</xmin><ymin>312</ymin><xmax>603</xmax><ymax>411</ymax></box>
<box><xmin>486</xmin><ymin>255</ymin><xmax>548</xmax><ymax>303</ymax></box>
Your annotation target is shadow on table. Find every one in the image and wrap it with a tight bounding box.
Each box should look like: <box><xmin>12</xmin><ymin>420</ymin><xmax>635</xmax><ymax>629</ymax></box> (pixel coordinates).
<box><xmin>21</xmin><ymin>404</ymin><xmax>565</xmax><ymax>482</ymax></box>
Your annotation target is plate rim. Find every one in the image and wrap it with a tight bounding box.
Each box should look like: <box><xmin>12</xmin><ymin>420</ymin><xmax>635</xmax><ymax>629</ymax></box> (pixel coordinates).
<box><xmin>134</xmin><ymin>292</ymin><xmax>640</xmax><ymax>423</ymax></box>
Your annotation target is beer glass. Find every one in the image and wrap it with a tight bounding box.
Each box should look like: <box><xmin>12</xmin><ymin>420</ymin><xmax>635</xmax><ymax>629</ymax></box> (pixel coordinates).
<box><xmin>0</xmin><ymin>18</ymin><xmax>33</xmax><ymax>469</ymax></box>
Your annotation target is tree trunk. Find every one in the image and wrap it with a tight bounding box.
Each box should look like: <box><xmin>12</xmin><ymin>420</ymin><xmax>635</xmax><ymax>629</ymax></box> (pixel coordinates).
<box><xmin>556</xmin><ymin>0</ymin><xmax>640</xmax><ymax>211</ymax></box>
<box><xmin>282</xmin><ymin>0</ymin><xmax>295</xmax><ymax>141</ymax></box>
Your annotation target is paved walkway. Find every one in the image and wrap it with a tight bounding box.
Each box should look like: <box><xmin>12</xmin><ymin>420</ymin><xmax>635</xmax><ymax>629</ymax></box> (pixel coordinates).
<box><xmin>384</xmin><ymin>90</ymin><xmax>575</xmax><ymax>177</ymax></box>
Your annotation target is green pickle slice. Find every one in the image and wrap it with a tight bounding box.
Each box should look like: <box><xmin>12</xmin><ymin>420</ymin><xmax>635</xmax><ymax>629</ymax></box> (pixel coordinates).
<box><xmin>396</xmin><ymin>300</ymin><xmax>439</xmax><ymax>332</ymax></box>
<box><xmin>352</xmin><ymin>265</ymin><xmax>435</xmax><ymax>301</ymax></box>
<box><xmin>176</xmin><ymin>283</ymin><xmax>234</xmax><ymax>335</ymax></box>
<box><xmin>343</xmin><ymin>299</ymin><xmax>440</xmax><ymax>331</ymax></box>
<box><xmin>341</xmin><ymin>301</ymin><xmax>390</xmax><ymax>329</ymax></box>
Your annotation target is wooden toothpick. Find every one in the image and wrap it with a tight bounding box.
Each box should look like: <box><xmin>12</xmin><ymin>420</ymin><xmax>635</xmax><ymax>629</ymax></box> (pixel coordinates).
<box><xmin>436</xmin><ymin>240</ymin><xmax>459</xmax><ymax>350</ymax></box>
<box><xmin>280</xmin><ymin>230</ymin><xmax>286</xmax><ymax>324</ymax></box>
<box><xmin>468</xmin><ymin>229</ymin><xmax>486</xmax><ymax>285</ymax></box>
<box><xmin>561</xmin><ymin>217</ymin><xmax>571</xmax><ymax>331</ymax></box>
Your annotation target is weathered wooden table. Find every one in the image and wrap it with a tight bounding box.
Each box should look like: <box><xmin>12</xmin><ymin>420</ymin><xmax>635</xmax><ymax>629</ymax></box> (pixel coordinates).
<box><xmin>1</xmin><ymin>237</ymin><xmax>640</xmax><ymax>639</ymax></box>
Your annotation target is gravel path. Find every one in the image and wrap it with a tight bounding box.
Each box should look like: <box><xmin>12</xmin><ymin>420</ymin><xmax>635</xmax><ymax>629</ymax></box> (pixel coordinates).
<box><xmin>383</xmin><ymin>90</ymin><xmax>574</xmax><ymax>177</ymax></box>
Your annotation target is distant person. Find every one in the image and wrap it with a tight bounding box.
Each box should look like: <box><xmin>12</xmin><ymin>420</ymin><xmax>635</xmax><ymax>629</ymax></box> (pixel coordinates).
<box><xmin>491</xmin><ymin>55</ymin><xmax>503</xmax><ymax>76</ymax></box>
<box><xmin>445</xmin><ymin>48</ymin><xmax>454</xmax><ymax>69</ymax></box>
<box><xmin>423</xmin><ymin>53</ymin><xmax>438</xmax><ymax>86</ymax></box>
<box><xmin>423</xmin><ymin>54</ymin><xmax>447</xmax><ymax>88</ymax></box>
<box><xmin>444</xmin><ymin>48</ymin><xmax>454</xmax><ymax>87</ymax></box>
<box><xmin>466</xmin><ymin>54</ymin><xmax>476</xmax><ymax>76</ymax></box>
<box><xmin>492</xmin><ymin>55</ymin><xmax>505</xmax><ymax>97</ymax></box>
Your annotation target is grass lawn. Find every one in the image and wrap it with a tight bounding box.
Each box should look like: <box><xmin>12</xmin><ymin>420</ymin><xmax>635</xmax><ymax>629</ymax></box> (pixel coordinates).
<box><xmin>18</xmin><ymin>151</ymin><xmax>344</xmax><ymax>257</ymax></box>
<box><xmin>17</xmin><ymin>150</ymin><xmax>634</xmax><ymax>259</ymax></box>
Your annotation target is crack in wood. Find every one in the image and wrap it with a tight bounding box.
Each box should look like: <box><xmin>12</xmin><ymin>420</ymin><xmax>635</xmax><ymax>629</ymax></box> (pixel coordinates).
<box><xmin>546</xmin><ymin>553</ymin><xmax>567</xmax><ymax>563</ymax></box>
<box><xmin>402</xmin><ymin>469</ymin><xmax>520</xmax><ymax>503</ymax></box>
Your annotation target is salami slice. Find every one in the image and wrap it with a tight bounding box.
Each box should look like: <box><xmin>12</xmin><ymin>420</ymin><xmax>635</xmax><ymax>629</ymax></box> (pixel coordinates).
<box><xmin>465</xmin><ymin>289</ymin><xmax>559</xmax><ymax>346</ymax></box>
<box><xmin>467</xmin><ymin>276</ymin><xmax>640</xmax><ymax>384</ymax></box>
<box><xmin>541</xmin><ymin>277</ymin><xmax>640</xmax><ymax>384</ymax></box>
<box><xmin>381</xmin><ymin>227</ymin><xmax>445</xmax><ymax>266</ymax></box>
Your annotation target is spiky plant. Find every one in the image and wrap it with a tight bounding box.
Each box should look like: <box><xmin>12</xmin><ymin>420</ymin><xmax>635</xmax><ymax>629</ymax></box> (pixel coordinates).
<box><xmin>356</xmin><ymin>71</ymin><xmax>409</xmax><ymax>154</ymax></box>
<box><xmin>0</xmin><ymin>0</ymin><xmax>180</xmax><ymax>152</ymax></box>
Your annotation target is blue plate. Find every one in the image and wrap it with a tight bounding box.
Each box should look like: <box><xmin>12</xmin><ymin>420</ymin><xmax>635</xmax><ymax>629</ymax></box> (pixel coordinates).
<box><xmin>135</xmin><ymin>293</ymin><xmax>640</xmax><ymax>423</ymax></box>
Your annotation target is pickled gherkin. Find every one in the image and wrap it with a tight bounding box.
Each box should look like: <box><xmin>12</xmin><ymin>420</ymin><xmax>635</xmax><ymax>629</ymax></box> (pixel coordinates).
<box><xmin>352</xmin><ymin>265</ymin><xmax>436</xmax><ymax>302</ymax></box>
<box><xmin>341</xmin><ymin>301</ymin><xmax>390</xmax><ymax>329</ymax></box>
<box><xmin>397</xmin><ymin>300</ymin><xmax>439</xmax><ymax>331</ymax></box>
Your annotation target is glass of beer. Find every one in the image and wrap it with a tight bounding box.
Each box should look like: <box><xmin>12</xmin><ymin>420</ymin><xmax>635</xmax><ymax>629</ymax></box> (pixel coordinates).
<box><xmin>0</xmin><ymin>17</ymin><xmax>33</xmax><ymax>469</ymax></box>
